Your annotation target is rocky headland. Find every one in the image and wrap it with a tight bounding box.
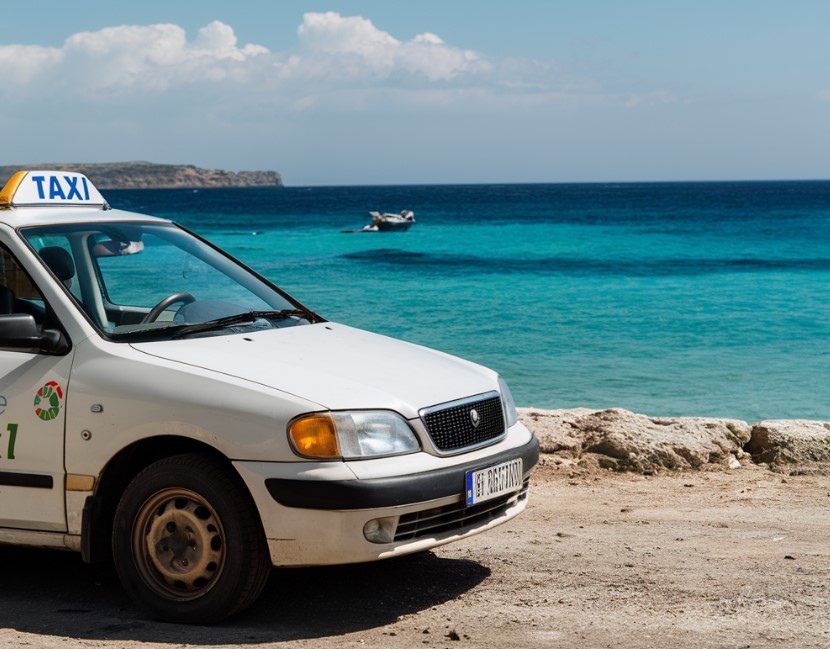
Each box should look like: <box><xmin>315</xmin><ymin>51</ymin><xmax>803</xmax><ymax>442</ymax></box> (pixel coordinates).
<box><xmin>520</xmin><ymin>407</ymin><xmax>830</xmax><ymax>475</ymax></box>
<box><xmin>0</xmin><ymin>162</ymin><xmax>283</xmax><ymax>189</ymax></box>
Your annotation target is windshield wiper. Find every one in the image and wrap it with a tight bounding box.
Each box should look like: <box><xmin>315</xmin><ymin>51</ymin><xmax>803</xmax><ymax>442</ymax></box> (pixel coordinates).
<box><xmin>168</xmin><ymin>309</ymin><xmax>314</xmax><ymax>339</ymax></box>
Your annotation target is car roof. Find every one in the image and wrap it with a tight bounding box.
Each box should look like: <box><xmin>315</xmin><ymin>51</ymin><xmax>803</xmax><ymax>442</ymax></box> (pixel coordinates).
<box><xmin>0</xmin><ymin>206</ymin><xmax>169</xmax><ymax>229</ymax></box>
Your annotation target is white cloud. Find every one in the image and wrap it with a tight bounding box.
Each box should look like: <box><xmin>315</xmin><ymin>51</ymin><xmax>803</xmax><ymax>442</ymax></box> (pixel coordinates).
<box><xmin>298</xmin><ymin>12</ymin><xmax>400</xmax><ymax>56</ymax></box>
<box><xmin>0</xmin><ymin>12</ymin><xmax>520</xmax><ymax>106</ymax></box>
<box><xmin>193</xmin><ymin>21</ymin><xmax>268</xmax><ymax>60</ymax></box>
<box><xmin>0</xmin><ymin>20</ymin><xmax>269</xmax><ymax>97</ymax></box>
<box><xmin>0</xmin><ymin>45</ymin><xmax>61</xmax><ymax>84</ymax></box>
<box><xmin>296</xmin><ymin>12</ymin><xmax>487</xmax><ymax>83</ymax></box>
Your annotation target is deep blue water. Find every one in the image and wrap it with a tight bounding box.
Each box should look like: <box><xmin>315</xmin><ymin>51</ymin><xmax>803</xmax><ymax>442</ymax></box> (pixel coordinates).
<box><xmin>106</xmin><ymin>181</ymin><xmax>830</xmax><ymax>421</ymax></box>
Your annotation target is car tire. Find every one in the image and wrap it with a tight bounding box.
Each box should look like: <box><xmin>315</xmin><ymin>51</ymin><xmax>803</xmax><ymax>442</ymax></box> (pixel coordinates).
<box><xmin>112</xmin><ymin>453</ymin><xmax>271</xmax><ymax>623</ymax></box>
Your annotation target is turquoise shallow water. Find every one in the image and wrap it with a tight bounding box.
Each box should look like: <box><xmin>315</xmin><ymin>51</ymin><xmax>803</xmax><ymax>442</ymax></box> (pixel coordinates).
<box><xmin>108</xmin><ymin>182</ymin><xmax>830</xmax><ymax>421</ymax></box>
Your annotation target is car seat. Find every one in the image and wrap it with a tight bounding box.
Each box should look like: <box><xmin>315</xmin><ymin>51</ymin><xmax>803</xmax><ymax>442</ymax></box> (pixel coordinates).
<box><xmin>0</xmin><ymin>285</ymin><xmax>14</xmax><ymax>314</ymax></box>
<box><xmin>38</xmin><ymin>247</ymin><xmax>75</xmax><ymax>289</ymax></box>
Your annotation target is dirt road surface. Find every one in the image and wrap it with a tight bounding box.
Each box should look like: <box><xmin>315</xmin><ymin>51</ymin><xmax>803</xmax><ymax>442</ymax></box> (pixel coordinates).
<box><xmin>1</xmin><ymin>461</ymin><xmax>828</xmax><ymax>648</ymax></box>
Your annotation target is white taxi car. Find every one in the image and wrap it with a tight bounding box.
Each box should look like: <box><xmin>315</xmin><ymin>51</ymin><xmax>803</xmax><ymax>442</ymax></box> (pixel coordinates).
<box><xmin>0</xmin><ymin>170</ymin><xmax>538</xmax><ymax>623</ymax></box>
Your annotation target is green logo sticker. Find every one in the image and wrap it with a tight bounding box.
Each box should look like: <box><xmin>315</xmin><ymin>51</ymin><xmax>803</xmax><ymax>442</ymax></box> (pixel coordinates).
<box><xmin>34</xmin><ymin>381</ymin><xmax>63</xmax><ymax>421</ymax></box>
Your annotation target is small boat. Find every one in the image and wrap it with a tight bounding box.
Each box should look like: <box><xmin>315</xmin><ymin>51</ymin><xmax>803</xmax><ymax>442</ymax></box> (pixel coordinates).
<box><xmin>369</xmin><ymin>210</ymin><xmax>415</xmax><ymax>231</ymax></box>
<box><xmin>342</xmin><ymin>210</ymin><xmax>416</xmax><ymax>233</ymax></box>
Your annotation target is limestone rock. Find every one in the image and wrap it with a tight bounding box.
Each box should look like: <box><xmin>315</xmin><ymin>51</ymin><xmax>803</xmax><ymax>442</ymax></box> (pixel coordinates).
<box><xmin>746</xmin><ymin>420</ymin><xmax>830</xmax><ymax>472</ymax></box>
<box><xmin>578</xmin><ymin>409</ymin><xmax>751</xmax><ymax>473</ymax></box>
<box><xmin>520</xmin><ymin>407</ymin><xmax>752</xmax><ymax>474</ymax></box>
<box><xmin>518</xmin><ymin>408</ymin><xmax>592</xmax><ymax>457</ymax></box>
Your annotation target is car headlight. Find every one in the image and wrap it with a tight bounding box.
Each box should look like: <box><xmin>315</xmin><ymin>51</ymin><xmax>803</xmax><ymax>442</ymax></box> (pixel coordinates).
<box><xmin>498</xmin><ymin>376</ymin><xmax>519</xmax><ymax>428</ymax></box>
<box><xmin>288</xmin><ymin>411</ymin><xmax>420</xmax><ymax>460</ymax></box>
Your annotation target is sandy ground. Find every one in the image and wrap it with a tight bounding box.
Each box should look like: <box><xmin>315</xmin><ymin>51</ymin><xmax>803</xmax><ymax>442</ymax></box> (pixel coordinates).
<box><xmin>1</xmin><ymin>460</ymin><xmax>828</xmax><ymax>648</ymax></box>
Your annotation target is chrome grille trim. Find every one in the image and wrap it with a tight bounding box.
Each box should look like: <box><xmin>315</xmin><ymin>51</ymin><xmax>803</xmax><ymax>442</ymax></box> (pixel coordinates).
<box><xmin>393</xmin><ymin>480</ymin><xmax>529</xmax><ymax>542</ymax></box>
<box><xmin>419</xmin><ymin>391</ymin><xmax>506</xmax><ymax>454</ymax></box>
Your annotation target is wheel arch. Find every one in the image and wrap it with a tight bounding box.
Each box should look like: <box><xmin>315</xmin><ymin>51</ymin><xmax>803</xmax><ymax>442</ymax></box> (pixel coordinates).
<box><xmin>81</xmin><ymin>436</ymin><xmax>251</xmax><ymax>564</ymax></box>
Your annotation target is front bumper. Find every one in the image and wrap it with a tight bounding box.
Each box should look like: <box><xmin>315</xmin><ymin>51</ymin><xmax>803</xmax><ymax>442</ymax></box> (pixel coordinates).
<box><xmin>233</xmin><ymin>426</ymin><xmax>539</xmax><ymax>567</ymax></box>
<box><xmin>264</xmin><ymin>435</ymin><xmax>539</xmax><ymax>510</ymax></box>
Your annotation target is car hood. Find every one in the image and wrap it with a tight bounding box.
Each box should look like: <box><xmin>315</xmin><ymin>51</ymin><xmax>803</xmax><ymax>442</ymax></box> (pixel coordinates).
<box><xmin>130</xmin><ymin>322</ymin><xmax>498</xmax><ymax>418</ymax></box>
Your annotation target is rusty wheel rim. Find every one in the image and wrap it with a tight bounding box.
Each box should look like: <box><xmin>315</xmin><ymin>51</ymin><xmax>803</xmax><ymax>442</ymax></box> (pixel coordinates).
<box><xmin>131</xmin><ymin>488</ymin><xmax>226</xmax><ymax>601</ymax></box>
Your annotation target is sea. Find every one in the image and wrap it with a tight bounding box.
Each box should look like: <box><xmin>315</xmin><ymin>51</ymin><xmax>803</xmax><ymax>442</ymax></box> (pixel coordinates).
<box><xmin>106</xmin><ymin>181</ymin><xmax>830</xmax><ymax>423</ymax></box>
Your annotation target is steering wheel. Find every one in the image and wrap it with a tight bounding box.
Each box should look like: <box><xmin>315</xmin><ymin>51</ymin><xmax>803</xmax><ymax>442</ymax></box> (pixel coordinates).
<box><xmin>142</xmin><ymin>292</ymin><xmax>196</xmax><ymax>323</ymax></box>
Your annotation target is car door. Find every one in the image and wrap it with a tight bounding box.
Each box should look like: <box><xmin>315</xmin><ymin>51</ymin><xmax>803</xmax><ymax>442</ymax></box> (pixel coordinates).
<box><xmin>0</xmin><ymin>242</ymin><xmax>71</xmax><ymax>532</ymax></box>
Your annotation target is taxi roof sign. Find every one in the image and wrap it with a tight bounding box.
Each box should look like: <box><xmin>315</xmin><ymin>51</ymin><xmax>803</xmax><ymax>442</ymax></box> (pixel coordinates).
<box><xmin>0</xmin><ymin>170</ymin><xmax>107</xmax><ymax>208</ymax></box>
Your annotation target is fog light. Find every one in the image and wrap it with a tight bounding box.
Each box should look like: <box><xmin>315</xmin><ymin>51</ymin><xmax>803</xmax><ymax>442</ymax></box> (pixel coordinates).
<box><xmin>363</xmin><ymin>516</ymin><xmax>398</xmax><ymax>544</ymax></box>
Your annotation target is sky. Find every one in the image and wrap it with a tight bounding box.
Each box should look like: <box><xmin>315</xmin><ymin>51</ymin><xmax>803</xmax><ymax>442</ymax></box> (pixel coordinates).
<box><xmin>1</xmin><ymin>1</ymin><xmax>828</xmax><ymax>186</ymax></box>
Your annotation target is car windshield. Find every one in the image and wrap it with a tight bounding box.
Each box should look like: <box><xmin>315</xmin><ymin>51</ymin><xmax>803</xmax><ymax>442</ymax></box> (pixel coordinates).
<box><xmin>20</xmin><ymin>221</ymin><xmax>320</xmax><ymax>341</ymax></box>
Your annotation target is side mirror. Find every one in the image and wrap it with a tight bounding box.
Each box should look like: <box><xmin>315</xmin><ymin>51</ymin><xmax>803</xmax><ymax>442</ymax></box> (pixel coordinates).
<box><xmin>0</xmin><ymin>314</ymin><xmax>70</xmax><ymax>355</ymax></box>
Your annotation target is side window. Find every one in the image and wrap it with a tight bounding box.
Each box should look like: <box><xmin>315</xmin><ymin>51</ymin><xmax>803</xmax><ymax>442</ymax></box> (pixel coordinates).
<box><xmin>0</xmin><ymin>243</ymin><xmax>46</xmax><ymax>320</ymax></box>
<box><xmin>18</xmin><ymin>235</ymin><xmax>81</xmax><ymax>302</ymax></box>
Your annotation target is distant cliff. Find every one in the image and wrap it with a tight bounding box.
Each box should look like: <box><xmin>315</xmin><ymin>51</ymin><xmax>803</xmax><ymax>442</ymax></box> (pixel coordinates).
<box><xmin>0</xmin><ymin>162</ymin><xmax>283</xmax><ymax>189</ymax></box>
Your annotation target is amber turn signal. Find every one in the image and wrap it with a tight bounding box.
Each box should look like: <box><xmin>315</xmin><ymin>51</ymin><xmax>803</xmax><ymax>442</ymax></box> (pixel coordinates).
<box><xmin>288</xmin><ymin>415</ymin><xmax>340</xmax><ymax>458</ymax></box>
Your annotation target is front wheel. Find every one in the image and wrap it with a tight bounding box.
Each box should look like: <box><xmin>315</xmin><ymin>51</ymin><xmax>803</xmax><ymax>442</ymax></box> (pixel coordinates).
<box><xmin>112</xmin><ymin>453</ymin><xmax>271</xmax><ymax>623</ymax></box>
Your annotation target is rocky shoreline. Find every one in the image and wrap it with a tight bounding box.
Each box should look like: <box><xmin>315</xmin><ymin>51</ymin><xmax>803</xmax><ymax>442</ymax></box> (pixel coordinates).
<box><xmin>0</xmin><ymin>162</ymin><xmax>283</xmax><ymax>189</ymax></box>
<box><xmin>519</xmin><ymin>407</ymin><xmax>830</xmax><ymax>475</ymax></box>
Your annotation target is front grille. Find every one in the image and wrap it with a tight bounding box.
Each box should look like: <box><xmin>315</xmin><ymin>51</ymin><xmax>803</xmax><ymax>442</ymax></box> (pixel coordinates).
<box><xmin>394</xmin><ymin>480</ymin><xmax>530</xmax><ymax>541</ymax></box>
<box><xmin>421</xmin><ymin>392</ymin><xmax>505</xmax><ymax>453</ymax></box>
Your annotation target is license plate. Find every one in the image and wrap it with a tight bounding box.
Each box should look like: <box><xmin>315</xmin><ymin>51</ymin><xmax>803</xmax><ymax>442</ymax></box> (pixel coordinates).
<box><xmin>466</xmin><ymin>458</ymin><xmax>523</xmax><ymax>506</ymax></box>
